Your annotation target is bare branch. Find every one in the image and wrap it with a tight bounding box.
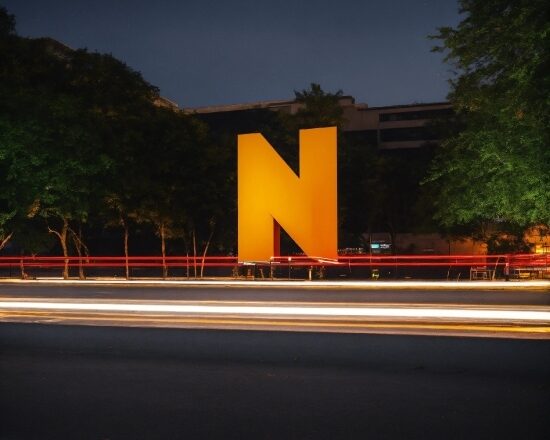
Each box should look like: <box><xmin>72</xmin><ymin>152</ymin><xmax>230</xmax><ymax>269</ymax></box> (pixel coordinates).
<box><xmin>68</xmin><ymin>227</ymin><xmax>90</xmax><ymax>257</ymax></box>
<box><xmin>47</xmin><ymin>226</ymin><xmax>63</xmax><ymax>241</ymax></box>
<box><xmin>0</xmin><ymin>231</ymin><xmax>14</xmax><ymax>251</ymax></box>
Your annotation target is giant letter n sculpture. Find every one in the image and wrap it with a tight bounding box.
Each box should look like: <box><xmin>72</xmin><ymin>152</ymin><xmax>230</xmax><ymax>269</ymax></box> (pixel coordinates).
<box><xmin>238</xmin><ymin>127</ymin><xmax>337</xmax><ymax>261</ymax></box>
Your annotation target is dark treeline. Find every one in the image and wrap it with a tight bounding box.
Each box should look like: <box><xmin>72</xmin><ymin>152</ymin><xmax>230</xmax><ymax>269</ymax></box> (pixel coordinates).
<box><xmin>0</xmin><ymin>8</ymin><xmax>231</xmax><ymax>278</ymax></box>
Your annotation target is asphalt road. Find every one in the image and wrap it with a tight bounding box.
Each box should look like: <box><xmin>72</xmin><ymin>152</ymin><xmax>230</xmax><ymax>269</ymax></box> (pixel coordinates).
<box><xmin>1</xmin><ymin>282</ymin><xmax>549</xmax><ymax>305</ymax></box>
<box><xmin>1</xmin><ymin>323</ymin><xmax>549</xmax><ymax>439</ymax></box>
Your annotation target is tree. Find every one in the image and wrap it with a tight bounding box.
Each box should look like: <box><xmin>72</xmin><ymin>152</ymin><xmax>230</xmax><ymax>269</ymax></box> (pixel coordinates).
<box><xmin>0</xmin><ymin>17</ymin><xmax>100</xmax><ymax>275</ymax></box>
<box><xmin>135</xmin><ymin>107</ymin><xmax>191</xmax><ymax>279</ymax></box>
<box><xmin>0</xmin><ymin>8</ymin><xmax>161</xmax><ymax>276</ymax></box>
<box><xmin>0</xmin><ymin>7</ymin><xmax>17</xmax><ymax>252</ymax></box>
<box><xmin>427</xmin><ymin>0</ymin><xmax>550</xmax><ymax>241</ymax></box>
<box><xmin>126</xmin><ymin>105</ymin><xmax>224</xmax><ymax>278</ymax></box>
<box><xmin>89</xmin><ymin>55</ymin><xmax>162</xmax><ymax>279</ymax></box>
<box><xmin>0</xmin><ymin>6</ymin><xmax>15</xmax><ymax>37</ymax></box>
<box><xmin>0</xmin><ymin>211</ymin><xmax>14</xmax><ymax>252</ymax></box>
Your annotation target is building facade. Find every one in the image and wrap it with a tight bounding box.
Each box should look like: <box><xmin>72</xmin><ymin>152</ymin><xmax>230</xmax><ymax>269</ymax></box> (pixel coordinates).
<box><xmin>185</xmin><ymin>97</ymin><xmax>453</xmax><ymax>150</ymax></box>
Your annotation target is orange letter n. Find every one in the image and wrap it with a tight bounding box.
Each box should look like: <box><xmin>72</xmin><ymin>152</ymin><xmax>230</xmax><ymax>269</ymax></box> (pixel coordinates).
<box><xmin>238</xmin><ymin>127</ymin><xmax>337</xmax><ymax>261</ymax></box>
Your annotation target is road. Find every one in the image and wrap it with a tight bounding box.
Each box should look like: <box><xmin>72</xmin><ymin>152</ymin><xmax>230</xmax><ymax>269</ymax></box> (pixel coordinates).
<box><xmin>1</xmin><ymin>282</ymin><xmax>549</xmax><ymax>439</ymax></box>
<box><xmin>1</xmin><ymin>322</ymin><xmax>549</xmax><ymax>439</ymax></box>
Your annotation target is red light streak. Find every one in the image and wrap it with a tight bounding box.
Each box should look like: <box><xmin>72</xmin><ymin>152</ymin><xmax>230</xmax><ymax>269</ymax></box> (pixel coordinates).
<box><xmin>0</xmin><ymin>254</ymin><xmax>547</xmax><ymax>270</ymax></box>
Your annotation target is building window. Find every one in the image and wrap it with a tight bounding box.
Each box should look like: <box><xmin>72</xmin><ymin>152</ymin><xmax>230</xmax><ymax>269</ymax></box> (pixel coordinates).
<box><xmin>380</xmin><ymin>127</ymin><xmax>439</xmax><ymax>142</ymax></box>
<box><xmin>379</xmin><ymin>108</ymin><xmax>453</xmax><ymax>122</ymax></box>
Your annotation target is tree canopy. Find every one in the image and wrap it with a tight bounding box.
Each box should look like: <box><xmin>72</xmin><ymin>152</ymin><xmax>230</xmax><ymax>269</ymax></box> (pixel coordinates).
<box><xmin>427</xmin><ymin>0</ymin><xmax>550</xmax><ymax>233</ymax></box>
<box><xmin>0</xmin><ymin>7</ymin><xmax>225</xmax><ymax>276</ymax></box>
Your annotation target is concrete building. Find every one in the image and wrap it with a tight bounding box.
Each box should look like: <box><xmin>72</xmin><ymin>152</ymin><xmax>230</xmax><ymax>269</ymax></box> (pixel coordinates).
<box><xmin>185</xmin><ymin>96</ymin><xmax>453</xmax><ymax>150</ymax></box>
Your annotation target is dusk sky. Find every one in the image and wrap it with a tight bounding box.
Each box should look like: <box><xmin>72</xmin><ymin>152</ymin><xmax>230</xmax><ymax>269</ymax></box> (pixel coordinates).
<box><xmin>3</xmin><ymin>0</ymin><xmax>461</xmax><ymax>109</ymax></box>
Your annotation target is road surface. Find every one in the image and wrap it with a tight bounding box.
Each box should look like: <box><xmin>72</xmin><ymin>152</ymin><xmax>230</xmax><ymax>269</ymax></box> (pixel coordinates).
<box><xmin>1</xmin><ymin>282</ymin><xmax>549</xmax><ymax>438</ymax></box>
<box><xmin>0</xmin><ymin>280</ymin><xmax>549</xmax><ymax>304</ymax></box>
<box><xmin>1</xmin><ymin>323</ymin><xmax>549</xmax><ymax>439</ymax></box>
<box><xmin>1</xmin><ymin>281</ymin><xmax>549</xmax><ymax>339</ymax></box>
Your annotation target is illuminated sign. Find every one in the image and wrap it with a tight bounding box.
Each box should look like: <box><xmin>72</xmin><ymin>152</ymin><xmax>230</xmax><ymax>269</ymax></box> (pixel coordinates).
<box><xmin>238</xmin><ymin>127</ymin><xmax>337</xmax><ymax>261</ymax></box>
<box><xmin>371</xmin><ymin>243</ymin><xmax>391</xmax><ymax>250</ymax></box>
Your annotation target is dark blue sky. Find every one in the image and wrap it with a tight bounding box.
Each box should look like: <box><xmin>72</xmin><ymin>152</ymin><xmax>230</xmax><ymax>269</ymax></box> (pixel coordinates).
<box><xmin>3</xmin><ymin>0</ymin><xmax>461</xmax><ymax>108</ymax></box>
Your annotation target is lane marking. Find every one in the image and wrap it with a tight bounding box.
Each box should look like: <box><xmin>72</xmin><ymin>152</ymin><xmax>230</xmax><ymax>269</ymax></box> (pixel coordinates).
<box><xmin>0</xmin><ymin>301</ymin><xmax>549</xmax><ymax>322</ymax></box>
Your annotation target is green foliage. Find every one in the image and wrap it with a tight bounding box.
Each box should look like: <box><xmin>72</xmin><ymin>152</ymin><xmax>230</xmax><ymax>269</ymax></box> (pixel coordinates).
<box><xmin>427</xmin><ymin>0</ymin><xmax>550</xmax><ymax>235</ymax></box>
<box><xmin>0</xmin><ymin>37</ymin><xmax>132</xmax><ymax>255</ymax></box>
<box><xmin>0</xmin><ymin>10</ymin><xmax>164</xmax><ymax>261</ymax></box>
<box><xmin>133</xmin><ymin>108</ymin><xmax>222</xmax><ymax>244</ymax></box>
<box><xmin>0</xmin><ymin>6</ymin><xmax>232</xmax><ymax>262</ymax></box>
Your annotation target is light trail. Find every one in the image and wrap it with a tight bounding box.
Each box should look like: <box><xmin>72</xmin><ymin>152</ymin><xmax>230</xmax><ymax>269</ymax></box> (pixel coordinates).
<box><xmin>1</xmin><ymin>300</ymin><xmax>549</xmax><ymax>322</ymax></box>
<box><xmin>1</xmin><ymin>278</ymin><xmax>550</xmax><ymax>289</ymax></box>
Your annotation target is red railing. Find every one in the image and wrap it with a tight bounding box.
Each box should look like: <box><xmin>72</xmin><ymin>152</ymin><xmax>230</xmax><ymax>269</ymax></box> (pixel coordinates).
<box><xmin>0</xmin><ymin>255</ymin><xmax>237</xmax><ymax>269</ymax></box>
<box><xmin>0</xmin><ymin>253</ymin><xmax>546</xmax><ymax>271</ymax></box>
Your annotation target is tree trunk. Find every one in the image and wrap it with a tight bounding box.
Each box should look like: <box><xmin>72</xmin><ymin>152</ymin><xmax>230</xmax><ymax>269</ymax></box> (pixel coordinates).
<box><xmin>160</xmin><ymin>223</ymin><xmax>167</xmax><ymax>279</ymax></box>
<box><xmin>200</xmin><ymin>227</ymin><xmax>215</xmax><ymax>278</ymax></box>
<box><xmin>56</xmin><ymin>219</ymin><xmax>69</xmax><ymax>279</ymax></box>
<box><xmin>60</xmin><ymin>220</ymin><xmax>69</xmax><ymax>279</ymax></box>
<box><xmin>70</xmin><ymin>225</ymin><xmax>89</xmax><ymax>280</ymax></box>
<box><xmin>48</xmin><ymin>218</ymin><xmax>69</xmax><ymax>279</ymax></box>
<box><xmin>0</xmin><ymin>232</ymin><xmax>13</xmax><ymax>252</ymax></box>
<box><xmin>73</xmin><ymin>232</ymin><xmax>84</xmax><ymax>280</ymax></box>
<box><xmin>76</xmin><ymin>225</ymin><xmax>85</xmax><ymax>280</ymax></box>
<box><xmin>19</xmin><ymin>253</ymin><xmax>27</xmax><ymax>279</ymax></box>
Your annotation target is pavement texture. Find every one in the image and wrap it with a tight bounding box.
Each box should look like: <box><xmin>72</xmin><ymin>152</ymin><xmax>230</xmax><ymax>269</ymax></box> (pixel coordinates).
<box><xmin>1</xmin><ymin>323</ymin><xmax>549</xmax><ymax>439</ymax></box>
<box><xmin>1</xmin><ymin>281</ymin><xmax>549</xmax><ymax>304</ymax></box>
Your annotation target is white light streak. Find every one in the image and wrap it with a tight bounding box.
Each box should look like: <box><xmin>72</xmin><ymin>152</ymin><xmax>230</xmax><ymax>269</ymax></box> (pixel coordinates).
<box><xmin>0</xmin><ymin>301</ymin><xmax>549</xmax><ymax>322</ymax></box>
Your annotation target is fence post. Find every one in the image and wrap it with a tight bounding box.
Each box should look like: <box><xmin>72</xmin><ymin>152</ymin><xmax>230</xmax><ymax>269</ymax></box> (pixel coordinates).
<box><xmin>504</xmin><ymin>254</ymin><xmax>510</xmax><ymax>281</ymax></box>
<box><xmin>288</xmin><ymin>257</ymin><xmax>291</xmax><ymax>280</ymax></box>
